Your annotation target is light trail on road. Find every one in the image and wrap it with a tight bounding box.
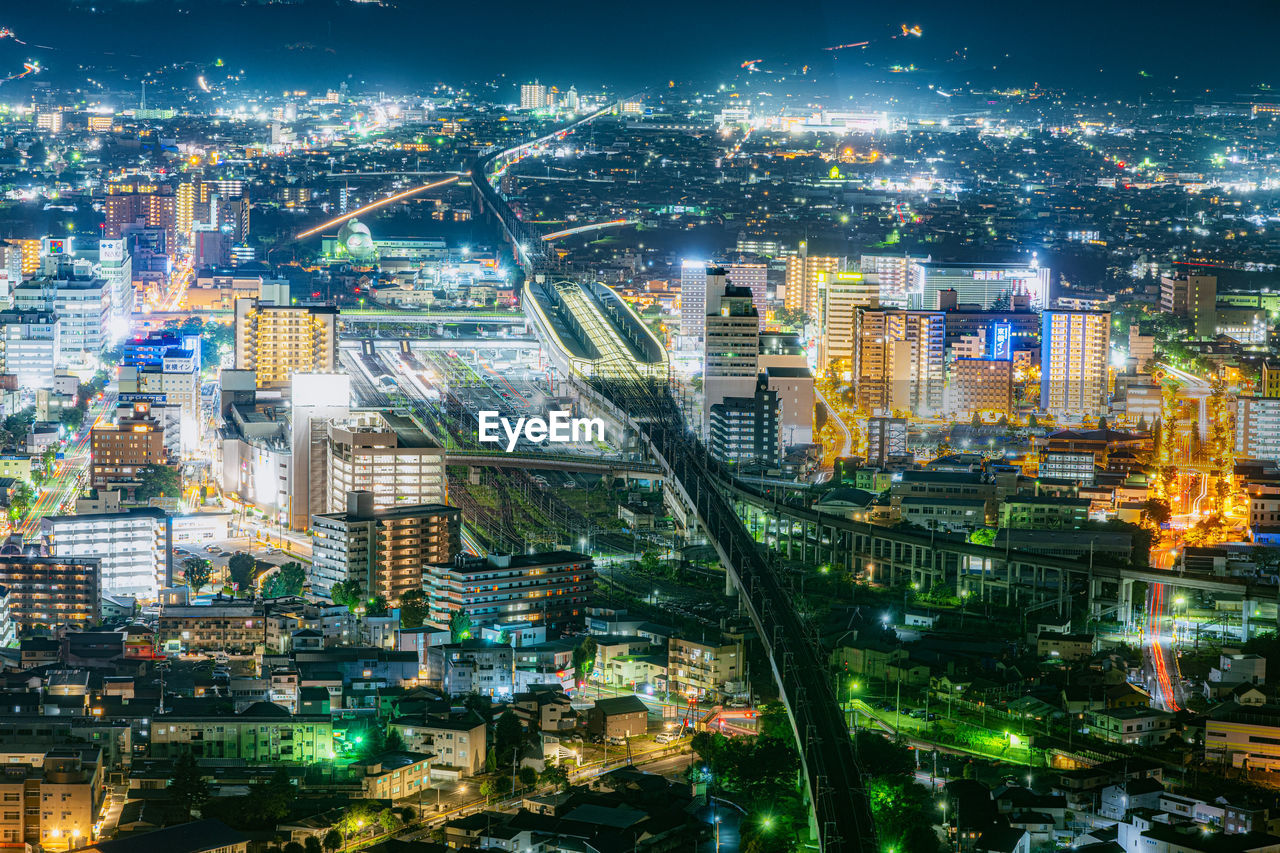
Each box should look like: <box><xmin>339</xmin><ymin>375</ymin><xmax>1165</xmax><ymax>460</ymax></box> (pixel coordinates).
<box><xmin>294</xmin><ymin>176</ymin><xmax>459</xmax><ymax>240</ymax></box>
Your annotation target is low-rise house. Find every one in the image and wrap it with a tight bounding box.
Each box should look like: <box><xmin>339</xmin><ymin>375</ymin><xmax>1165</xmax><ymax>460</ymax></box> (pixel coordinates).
<box><xmin>587</xmin><ymin>696</ymin><xmax>647</xmax><ymax>739</ymax></box>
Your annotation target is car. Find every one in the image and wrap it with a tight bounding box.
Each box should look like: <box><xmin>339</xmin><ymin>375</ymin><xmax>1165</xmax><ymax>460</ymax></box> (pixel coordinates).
<box><xmin>655</xmin><ymin>732</ymin><xmax>679</xmax><ymax>744</ymax></box>
<box><xmin>206</xmin><ymin>545</ymin><xmax>222</xmax><ymax>553</ymax></box>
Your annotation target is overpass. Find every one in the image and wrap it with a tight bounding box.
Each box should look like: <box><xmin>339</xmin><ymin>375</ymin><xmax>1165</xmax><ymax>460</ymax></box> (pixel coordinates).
<box><xmin>472</xmin><ymin>107</ymin><xmax>879</xmax><ymax>853</ymax></box>
<box><xmin>446</xmin><ymin>450</ymin><xmax>661</xmax><ymax>480</ymax></box>
<box><xmin>339</xmin><ymin>310</ymin><xmax>528</xmax><ymax>327</ymax></box>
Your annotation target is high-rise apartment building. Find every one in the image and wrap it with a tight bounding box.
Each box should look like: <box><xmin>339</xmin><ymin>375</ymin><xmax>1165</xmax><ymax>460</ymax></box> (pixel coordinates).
<box><xmin>708</xmin><ymin>374</ymin><xmax>780</xmax><ymax>468</ymax></box>
<box><xmin>854</xmin><ymin>309</ymin><xmax>945</xmax><ymax>415</ymax></box>
<box><xmin>310</xmin><ymin>491</ymin><xmax>460</xmax><ymax>603</ymax></box>
<box><xmin>681</xmin><ymin>262</ymin><xmax>767</xmax><ymax>345</ymax></box>
<box><xmin>703</xmin><ymin>273</ymin><xmax>760</xmax><ymax>433</ymax></box>
<box><xmin>14</xmin><ymin>271</ymin><xmax>112</xmax><ymax>369</ymax></box>
<box><xmin>821</xmin><ymin>270</ymin><xmax>880</xmax><ymax>375</ymax></box>
<box><xmin>40</xmin><ymin>508</ymin><xmax>172</xmax><ymax>599</ymax></box>
<box><xmin>119</xmin><ymin>331</ymin><xmax>202</xmax><ymax>452</ymax></box>
<box><xmin>784</xmin><ymin>244</ymin><xmax>841</xmax><ymax>320</ymax></box>
<box><xmin>1160</xmin><ymin>274</ymin><xmax>1217</xmax><ymax>337</ymax></box>
<box><xmin>323</xmin><ymin>410</ymin><xmax>447</xmax><ymax>524</ymax></box>
<box><xmin>859</xmin><ymin>253</ymin><xmax>930</xmax><ymax>307</ymax></box>
<box><xmin>426</xmin><ymin>552</ymin><xmax>594</xmax><ymax>634</ymax></box>
<box><xmin>234</xmin><ymin>299</ymin><xmax>338</xmax><ymax>390</ymax></box>
<box><xmin>947</xmin><ymin>359</ymin><xmax>1015</xmax><ymax>417</ymax></box>
<box><xmin>0</xmin><ymin>555</ymin><xmax>100</xmax><ymax>630</ymax></box>
<box><xmin>520</xmin><ymin>82</ymin><xmax>548</xmax><ymax>111</ymax></box>
<box><xmin>1039</xmin><ymin>310</ymin><xmax>1110</xmax><ymax>419</ymax></box>
<box><xmin>1237</xmin><ymin>397</ymin><xmax>1280</xmax><ymax>462</ymax></box>
<box><xmin>104</xmin><ymin>188</ymin><xmax>177</xmax><ymax>250</ymax></box>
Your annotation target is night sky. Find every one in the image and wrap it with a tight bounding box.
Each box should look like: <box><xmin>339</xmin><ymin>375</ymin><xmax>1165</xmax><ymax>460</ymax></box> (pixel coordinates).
<box><xmin>3</xmin><ymin>0</ymin><xmax>1279</xmax><ymax>95</ymax></box>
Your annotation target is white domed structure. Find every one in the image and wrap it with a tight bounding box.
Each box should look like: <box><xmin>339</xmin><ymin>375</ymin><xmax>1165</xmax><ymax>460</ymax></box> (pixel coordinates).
<box><xmin>337</xmin><ymin>218</ymin><xmax>376</xmax><ymax>260</ymax></box>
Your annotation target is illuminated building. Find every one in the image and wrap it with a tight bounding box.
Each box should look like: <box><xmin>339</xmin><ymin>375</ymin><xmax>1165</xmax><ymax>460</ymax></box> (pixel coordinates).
<box><xmin>854</xmin><ymin>309</ymin><xmax>945</xmax><ymax>415</ymax></box>
<box><xmin>176</xmin><ymin>182</ymin><xmax>196</xmax><ymax>245</ymax></box>
<box><xmin>149</xmin><ymin>705</ymin><xmax>334</xmax><ymax>763</ymax></box>
<box><xmin>324</xmin><ymin>410</ymin><xmax>447</xmax><ymax>525</ymax></box>
<box><xmin>0</xmin><ymin>310</ymin><xmax>58</xmax><ymax>388</ymax></box>
<box><xmin>89</xmin><ymin>401</ymin><xmax>169</xmax><ymax>496</ymax></box>
<box><xmin>1236</xmin><ymin>397</ymin><xmax>1280</xmax><ymax>462</ymax></box>
<box><xmin>866</xmin><ymin>417</ymin><xmax>908</xmax><ymax>466</ymax></box>
<box><xmin>667</xmin><ymin>634</ymin><xmax>742</xmax><ymax>701</ymax></box>
<box><xmin>14</xmin><ymin>269</ymin><xmax>111</xmax><ymax>370</ymax></box>
<box><xmin>520</xmin><ymin>82</ymin><xmax>548</xmax><ymax>110</ymax></box>
<box><xmin>0</xmin><ymin>555</ymin><xmax>100</xmax><ymax>631</ymax></box>
<box><xmin>0</xmin><ymin>747</ymin><xmax>103</xmax><ymax>848</ymax></box>
<box><xmin>680</xmin><ymin>261</ymin><xmax>766</xmax><ymax>345</ymax></box>
<box><xmin>859</xmin><ymin>252</ymin><xmax>929</xmax><ymax>307</ymax></box>
<box><xmin>40</xmin><ymin>508</ymin><xmax>172</xmax><ymax>600</ymax></box>
<box><xmin>310</xmin><ymin>491</ymin><xmax>460</xmax><ymax>603</ymax></box>
<box><xmin>426</xmin><ymin>552</ymin><xmax>594</xmax><ymax>635</ymax></box>
<box><xmin>947</xmin><ymin>358</ymin><xmax>1014</xmax><ymax>417</ymax></box>
<box><xmin>104</xmin><ymin>188</ymin><xmax>176</xmax><ymax>250</ymax></box>
<box><xmin>233</xmin><ymin>299</ymin><xmax>338</xmax><ymax>390</ymax></box>
<box><xmin>909</xmin><ymin>262</ymin><xmax>1050</xmax><ymax>310</ymax></box>
<box><xmin>703</xmin><ymin>274</ymin><xmax>760</xmax><ymax>433</ymax></box>
<box><xmin>1160</xmin><ymin>274</ymin><xmax>1217</xmax><ymax>337</ymax></box>
<box><xmin>784</xmin><ymin>244</ymin><xmax>841</xmax><ymax>320</ymax></box>
<box><xmin>1261</xmin><ymin>361</ymin><xmax>1280</xmax><ymax>398</ymax></box>
<box><xmin>1039</xmin><ymin>310</ymin><xmax>1110</xmax><ymax>419</ymax></box>
<box><xmin>758</xmin><ymin>334</ymin><xmax>814</xmax><ymax>447</ymax></box>
<box><xmin>820</xmin><ymin>270</ymin><xmax>880</xmax><ymax>375</ymax></box>
<box><xmin>1128</xmin><ymin>325</ymin><xmax>1155</xmax><ymax>374</ymax></box>
<box><xmin>708</xmin><ymin>374</ymin><xmax>780</xmax><ymax>468</ymax></box>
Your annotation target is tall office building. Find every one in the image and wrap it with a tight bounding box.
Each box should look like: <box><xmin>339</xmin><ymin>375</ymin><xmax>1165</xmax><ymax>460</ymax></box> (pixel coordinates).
<box><xmin>820</xmin><ymin>270</ymin><xmax>880</xmax><ymax>375</ymax></box>
<box><xmin>854</xmin><ymin>310</ymin><xmax>945</xmax><ymax>416</ymax></box>
<box><xmin>310</xmin><ymin>491</ymin><xmax>460</xmax><ymax>604</ymax></box>
<box><xmin>118</xmin><ymin>331</ymin><xmax>202</xmax><ymax>453</ymax></box>
<box><xmin>703</xmin><ymin>273</ymin><xmax>760</xmax><ymax>433</ymax></box>
<box><xmin>759</xmin><ymin>334</ymin><xmax>814</xmax><ymax>448</ymax></box>
<box><xmin>1128</xmin><ymin>325</ymin><xmax>1155</xmax><ymax>374</ymax></box>
<box><xmin>89</xmin><ymin>401</ymin><xmax>169</xmax><ymax>496</ymax></box>
<box><xmin>1039</xmin><ymin>310</ymin><xmax>1110</xmax><ymax>419</ymax></box>
<box><xmin>0</xmin><ymin>310</ymin><xmax>58</xmax><ymax>388</ymax></box>
<box><xmin>234</xmin><ymin>298</ymin><xmax>339</xmax><ymax>390</ymax></box>
<box><xmin>784</xmin><ymin>244</ymin><xmax>841</xmax><ymax>320</ymax></box>
<box><xmin>681</xmin><ymin>262</ymin><xmax>767</xmax><ymax>345</ymax></box>
<box><xmin>1160</xmin><ymin>274</ymin><xmax>1217</xmax><ymax>337</ymax></box>
<box><xmin>104</xmin><ymin>188</ymin><xmax>177</xmax><ymax>250</ymax></box>
<box><xmin>15</xmin><ymin>269</ymin><xmax>112</xmax><ymax>369</ymax></box>
<box><xmin>520</xmin><ymin>82</ymin><xmax>548</xmax><ymax>111</ymax></box>
<box><xmin>909</xmin><ymin>262</ymin><xmax>1050</xmax><ymax>310</ymax></box>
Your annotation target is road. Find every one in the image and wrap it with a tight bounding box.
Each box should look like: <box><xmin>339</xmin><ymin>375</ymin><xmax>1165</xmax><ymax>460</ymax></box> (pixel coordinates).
<box><xmin>19</xmin><ymin>390</ymin><xmax>118</xmax><ymax>535</ymax></box>
<box><xmin>813</xmin><ymin>382</ymin><xmax>853</xmax><ymax>459</ymax></box>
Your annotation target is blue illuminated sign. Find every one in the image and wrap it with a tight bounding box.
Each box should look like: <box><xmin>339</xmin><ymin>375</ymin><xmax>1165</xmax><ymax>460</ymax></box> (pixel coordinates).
<box><xmin>992</xmin><ymin>322</ymin><xmax>1012</xmax><ymax>360</ymax></box>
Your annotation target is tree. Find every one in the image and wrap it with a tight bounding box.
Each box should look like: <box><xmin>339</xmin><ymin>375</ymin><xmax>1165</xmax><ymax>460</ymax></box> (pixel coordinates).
<box><xmin>1097</xmin><ymin>415</ymin><xmax>1109</xmax><ymax>432</ymax></box>
<box><xmin>572</xmin><ymin>635</ymin><xmax>597</xmax><ymax>683</ymax></box>
<box><xmin>169</xmin><ymin>751</ymin><xmax>209</xmax><ymax>819</ymax></box>
<box><xmin>182</xmin><ymin>557</ymin><xmax>212</xmax><ymax>595</ymax></box>
<box><xmin>322</xmin><ymin>829</ymin><xmax>342</xmax><ymax>852</ymax></box>
<box><xmin>1027</xmin><ymin>413</ymin><xmax>1039</xmax><ymax>429</ymax></box>
<box><xmin>518</xmin><ymin>766</ymin><xmax>538</xmax><ymax>788</ymax></box>
<box><xmin>463</xmin><ymin>691</ymin><xmax>491</xmax><ymax>722</ymax></box>
<box><xmin>262</xmin><ymin>562</ymin><xmax>306</xmax><ymax>598</ymax></box>
<box><xmin>366</xmin><ymin>594</ymin><xmax>390</xmax><ymax>617</ymax></box>
<box><xmin>399</xmin><ymin>589</ymin><xmax>428</xmax><ymax>629</ymax></box>
<box><xmin>1140</xmin><ymin>498</ymin><xmax>1171</xmax><ymax>529</ymax></box>
<box><xmin>479</xmin><ymin>779</ymin><xmax>497</xmax><ymax>803</ymax></box>
<box><xmin>377</xmin><ymin>809</ymin><xmax>400</xmax><ymax>833</ymax></box>
<box><xmin>540</xmin><ymin>764</ymin><xmax>569</xmax><ymax>791</ymax></box>
<box><xmin>304</xmin><ymin>837</ymin><xmax>323</xmax><ymax>853</ymax></box>
<box><xmin>495</xmin><ymin>710</ymin><xmax>525</xmax><ymax>763</ymax></box>
<box><xmin>227</xmin><ymin>552</ymin><xmax>257</xmax><ymax>593</ymax></box>
<box><xmin>968</xmin><ymin>528</ymin><xmax>996</xmax><ymax>547</ymax></box>
<box><xmin>283</xmin><ymin>843</ymin><xmax>305</xmax><ymax>853</ymax></box>
<box><xmin>330</xmin><ymin>579</ymin><xmax>362</xmax><ymax>609</ymax></box>
<box><xmin>134</xmin><ymin>464</ymin><xmax>182</xmax><ymax>503</ymax></box>
<box><xmin>7</xmin><ymin>481</ymin><xmax>33</xmax><ymax>522</ymax></box>
<box><xmin>61</xmin><ymin>405</ymin><xmax>84</xmax><ymax>431</ymax></box>
<box><xmin>449</xmin><ymin>609</ymin><xmax>473</xmax><ymax>642</ymax></box>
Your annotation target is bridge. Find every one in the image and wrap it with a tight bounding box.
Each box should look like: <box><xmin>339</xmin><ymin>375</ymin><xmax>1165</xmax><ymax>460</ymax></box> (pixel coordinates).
<box><xmin>471</xmin><ymin>100</ymin><xmax>879</xmax><ymax>853</ymax></box>
<box><xmin>445</xmin><ymin>450</ymin><xmax>661</xmax><ymax>480</ymax></box>
<box><xmin>339</xmin><ymin>310</ymin><xmax>529</xmax><ymax>327</ymax></box>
